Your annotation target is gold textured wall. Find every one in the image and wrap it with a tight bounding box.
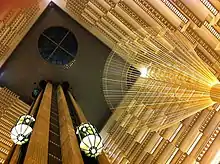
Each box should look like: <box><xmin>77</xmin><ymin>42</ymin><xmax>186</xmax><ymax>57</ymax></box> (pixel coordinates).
<box><xmin>101</xmin><ymin>104</ymin><xmax>220</xmax><ymax>163</ymax></box>
<box><xmin>0</xmin><ymin>0</ymin><xmax>48</xmax><ymax>68</ymax></box>
<box><xmin>0</xmin><ymin>0</ymin><xmax>219</xmax><ymax>164</ymax></box>
<box><xmin>102</xmin><ymin>28</ymin><xmax>220</xmax><ymax>133</ymax></box>
<box><xmin>0</xmin><ymin>0</ymin><xmax>219</xmax><ymax>73</ymax></box>
<box><xmin>62</xmin><ymin>0</ymin><xmax>220</xmax><ymax>75</ymax></box>
<box><xmin>0</xmin><ymin>87</ymin><xmax>30</xmax><ymax>163</ymax></box>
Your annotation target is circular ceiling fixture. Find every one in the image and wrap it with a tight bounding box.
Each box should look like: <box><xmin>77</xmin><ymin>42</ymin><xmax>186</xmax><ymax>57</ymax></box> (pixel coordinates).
<box><xmin>38</xmin><ymin>26</ymin><xmax>78</xmax><ymax>65</ymax></box>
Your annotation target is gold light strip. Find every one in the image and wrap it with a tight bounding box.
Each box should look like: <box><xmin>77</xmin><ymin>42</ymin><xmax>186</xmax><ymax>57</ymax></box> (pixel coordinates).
<box><xmin>200</xmin><ymin>0</ymin><xmax>218</xmax><ymax>16</ymax></box>
<box><xmin>204</xmin><ymin>21</ymin><xmax>220</xmax><ymax>40</ymax></box>
<box><xmin>161</xmin><ymin>0</ymin><xmax>189</xmax><ymax>23</ymax></box>
<box><xmin>186</xmin><ymin>132</ymin><xmax>203</xmax><ymax>155</ymax></box>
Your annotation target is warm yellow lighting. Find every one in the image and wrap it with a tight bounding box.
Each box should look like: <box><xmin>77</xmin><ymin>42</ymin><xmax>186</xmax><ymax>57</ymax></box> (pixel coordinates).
<box><xmin>210</xmin><ymin>84</ymin><xmax>220</xmax><ymax>103</ymax></box>
<box><xmin>215</xmin><ymin>105</ymin><xmax>220</xmax><ymax>111</ymax></box>
<box><xmin>103</xmin><ymin>28</ymin><xmax>219</xmax><ymax>131</ymax></box>
<box><xmin>140</xmin><ymin>67</ymin><xmax>148</xmax><ymax>77</ymax></box>
<box><xmin>204</xmin><ymin>21</ymin><xmax>220</xmax><ymax>40</ymax></box>
<box><xmin>169</xmin><ymin>123</ymin><xmax>183</xmax><ymax>142</ymax></box>
<box><xmin>200</xmin><ymin>0</ymin><xmax>218</xmax><ymax>16</ymax></box>
<box><xmin>151</xmin><ymin>136</ymin><xmax>163</xmax><ymax>154</ymax></box>
<box><xmin>186</xmin><ymin>132</ymin><xmax>203</xmax><ymax>155</ymax></box>
<box><xmin>161</xmin><ymin>0</ymin><xmax>188</xmax><ymax>23</ymax></box>
<box><xmin>166</xmin><ymin>148</ymin><xmax>179</xmax><ymax>164</ymax></box>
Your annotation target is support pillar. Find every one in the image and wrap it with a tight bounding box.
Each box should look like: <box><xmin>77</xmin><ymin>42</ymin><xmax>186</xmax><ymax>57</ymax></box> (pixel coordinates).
<box><xmin>57</xmin><ymin>85</ymin><xmax>83</xmax><ymax>164</ymax></box>
<box><xmin>23</xmin><ymin>83</ymin><xmax>52</xmax><ymax>163</ymax></box>
<box><xmin>67</xmin><ymin>91</ymin><xmax>87</xmax><ymax>122</ymax></box>
<box><xmin>6</xmin><ymin>91</ymin><xmax>43</xmax><ymax>164</ymax></box>
<box><xmin>68</xmin><ymin>91</ymin><xmax>110</xmax><ymax>164</ymax></box>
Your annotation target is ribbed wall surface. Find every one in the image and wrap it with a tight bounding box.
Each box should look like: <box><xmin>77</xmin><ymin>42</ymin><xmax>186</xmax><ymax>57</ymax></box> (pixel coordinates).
<box><xmin>101</xmin><ymin>104</ymin><xmax>220</xmax><ymax>164</ymax></box>
<box><xmin>0</xmin><ymin>0</ymin><xmax>47</xmax><ymax>68</ymax></box>
<box><xmin>0</xmin><ymin>87</ymin><xmax>30</xmax><ymax>163</ymax></box>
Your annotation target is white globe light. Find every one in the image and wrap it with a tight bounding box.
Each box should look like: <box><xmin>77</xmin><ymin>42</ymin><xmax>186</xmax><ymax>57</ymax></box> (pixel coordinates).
<box><xmin>18</xmin><ymin>135</ymin><xmax>24</xmax><ymax>141</ymax></box>
<box><xmin>91</xmin><ymin>148</ymin><xmax>96</xmax><ymax>154</ymax></box>
<box><xmin>77</xmin><ymin>123</ymin><xmax>104</xmax><ymax>157</ymax></box>
<box><xmin>140</xmin><ymin>67</ymin><xmax>148</xmax><ymax>77</ymax></box>
<box><xmin>10</xmin><ymin>115</ymin><xmax>35</xmax><ymax>145</ymax></box>
<box><xmin>80</xmin><ymin>135</ymin><xmax>103</xmax><ymax>157</ymax></box>
<box><xmin>11</xmin><ymin>124</ymin><xmax>33</xmax><ymax>145</ymax></box>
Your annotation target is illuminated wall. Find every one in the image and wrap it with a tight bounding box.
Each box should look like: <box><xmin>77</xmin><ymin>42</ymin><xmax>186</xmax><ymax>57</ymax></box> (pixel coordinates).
<box><xmin>0</xmin><ymin>87</ymin><xmax>30</xmax><ymax>163</ymax></box>
<box><xmin>0</xmin><ymin>0</ymin><xmax>47</xmax><ymax>68</ymax></box>
<box><xmin>0</xmin><ymin>0</ymin><xmax>219</xmax><ymax>163</ymax></box>
<box><xmin>103</xmin><ymin>28</ymin><xmax>219</xmax><ymax>131</ymax></box>
<box><xmin>101</xmin><ymin>104</ymin><xmax>219</xmax><ymax>163</ymax></box>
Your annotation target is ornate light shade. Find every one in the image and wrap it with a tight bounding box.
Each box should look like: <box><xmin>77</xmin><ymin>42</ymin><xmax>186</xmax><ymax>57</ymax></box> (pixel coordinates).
<box><xmin>76</xmin><ymin>123</ymin><xmax>103</xmax><ymax>157</ymax></box>
<box><xmin>10</xmin><ymin>115</ymin><xmax>35</xmax><ymax>145</ymax></box>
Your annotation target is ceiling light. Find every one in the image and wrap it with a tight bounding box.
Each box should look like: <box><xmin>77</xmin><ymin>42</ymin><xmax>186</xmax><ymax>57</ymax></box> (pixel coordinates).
<box><xmin>76</xmin><ymin>123</ymin><xmax>103</xmax><ymax>157</ymax></box>
<box><xmin>10</xmin><ymin>115</ymin><xmax>35</xmax><ymax>145</ymax></box>
<box><xmin>140</xmin><ymin>67</ymin><xmax>148</xmax><ymax>77</ymax></box>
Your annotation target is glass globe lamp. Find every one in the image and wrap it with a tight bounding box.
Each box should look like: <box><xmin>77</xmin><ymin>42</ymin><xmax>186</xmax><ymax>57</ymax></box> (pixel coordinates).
<box><xmin>76</xmin><ymin>123</ymin><xmax>103</xmax><ymax>157</ymax></box>
<box><xmin>10</xmin><ymin>115</ymin><xmax>35</xmax><ymax>145</ymax></box>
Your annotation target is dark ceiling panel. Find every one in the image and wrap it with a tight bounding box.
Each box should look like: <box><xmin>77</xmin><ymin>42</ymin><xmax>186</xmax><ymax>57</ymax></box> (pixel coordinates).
<box><xmin>0</xmin><ymin>2</ymin><xmax>112</xmax><ymax>130</ymax></box>
<box><xmin>43</xmin><ymin>26</ymin><xmax>69</xmax><ymax>43</ymax></box>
